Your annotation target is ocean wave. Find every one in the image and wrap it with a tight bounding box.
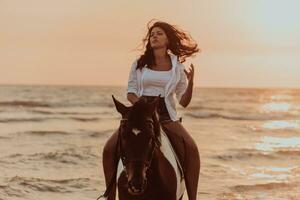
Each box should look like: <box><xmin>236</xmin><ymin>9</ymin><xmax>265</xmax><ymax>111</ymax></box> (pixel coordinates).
<box><xmin>231</xmin><ymin>181</ymin><xmax>299</xmax><ymax>192</ymax></box>
<box><xmin>185</xmin><ymin>105</ymin><xmax>225</xmax><ymax>111</ymax></box>
<box><xmin>70</xmin><ymin>117</ymin><xmax>100</xmax><ymax>122</ymax></box>
<box><xmin>215</xmin><ymin>149</ymin><xmax>300</xmax><ymax>161</ymax></box>
<box><xmin>30</xmin><ymin>110</ymin><xmax>102</xmax><ymax>115</ymax></box>
<box><xmin>23</xmin><ymin>131</ymin><xmax>71</xmax><ymax>136</ymax></box>
<box><xmin>0</xmin><ymin>101</ymin><xmax>50</xmax><ymax>108</ymax></box>
<box><xmin>20</xmin><ymin>129</ymin><xmax>113</xmax><ymax>137</ymax></box>
<box><xmin>5</xmin><ymin>148</ymin><xmax>97</xmax><ymax>165</ymax></box>
<box><xmin>7</xmin><ymin>176</ymin><xmax>92</xmax><ymax>193</ymax></box>
<box><xmin>0</xmin><ymin>183</ymin><xmax>24</xmax><ymax>197</ymax></box>
<box><xmin>0</xmin><ymin>136</ymin><xmax>11</xmax><ymax>140</ymax></box>
<box><xmin>214</xmin><ymin>151</ymin><xmax>276</xmax><ymax>161</ymax></box>
<box><xmin>0</xmin><ymin>118</ymin><xmax>47</xmax><ymax>123</ymax></box>
<box><xmin>0</xmin><ymin>100</ymin><xmax>111</xmax><ymax>109</ymax></box>
<box><xmin>276</xmin><ymin>150</ymin><xmax>300</xmax><ymax>156</ymax></box>
<box><xmin>184</xmin><ymin>112</ymin><xmax>295</xmax><ymax>121</ymax></box>
<box><xmin>0</xmin><ymin>117</ymin><xmax>101</xmax><ymax>123</ymax></box>
<box><xmin>6</xmin><ymin>153</ymin><xmax>23</xmax><ymax>158</ymax></box>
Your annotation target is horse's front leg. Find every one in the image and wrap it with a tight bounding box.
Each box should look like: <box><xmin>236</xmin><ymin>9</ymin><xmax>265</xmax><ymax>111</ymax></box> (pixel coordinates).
<box><xmin>154</xmin><ymin>150</ymin><xmax>178</xmax><ymax>200</ymax></box>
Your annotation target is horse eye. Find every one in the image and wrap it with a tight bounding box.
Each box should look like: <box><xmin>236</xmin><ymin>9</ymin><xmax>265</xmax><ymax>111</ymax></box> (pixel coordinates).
<box><xmin>120</xmin><ymin>124</ymin><xmax>128</xmax><ymax>133</ymax></box>
<box><xmin>146</xmin><ymin>122</ymin><xmax>153</xmax><ymax>129</ymax></box>
<box><xmin>120</xmin><ymin>121</ymin><xmax>127</xmax><ymax>128</ymax></box>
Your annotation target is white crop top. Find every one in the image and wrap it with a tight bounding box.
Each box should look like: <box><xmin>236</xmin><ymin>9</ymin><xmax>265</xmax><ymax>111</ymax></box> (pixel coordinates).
<box><xmin>141</xmin><ymin>68</ymin><xmax>172</xmax><ymax>97</ymax></box>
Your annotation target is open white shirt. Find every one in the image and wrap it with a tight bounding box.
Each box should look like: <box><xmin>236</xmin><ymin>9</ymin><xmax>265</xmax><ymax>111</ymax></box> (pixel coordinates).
<box><xmin>126</xmin><ymin>53</ymin><xmax>188</xmax><ymax>121</ymax></box>
<box><xmin>142</xmin><ymin>68</ymin><xmax>172</xmax><ymax>97</ymax></box>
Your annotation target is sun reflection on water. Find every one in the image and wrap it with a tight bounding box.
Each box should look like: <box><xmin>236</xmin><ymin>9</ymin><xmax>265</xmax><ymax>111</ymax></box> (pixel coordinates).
<box><xmin>270</xmin><ymin>94</ymin><xmax>293</xmax><ymax>101</ymax></box>
<box><xmin>250</xmin><ymin>166</ymin><xmax>294</xmax><ymax>181</ymax></box>
<box><xmin>249</xmin><ymin>93</ymin><xmax>300</xmax><ymax>183</ymax></box>
<box><xmin>262</xmin><ymin>120</ymin><xmax>300</xmax><ymax>129</ymax></box>
<box><xmin>260</xmin><ymin>93</ymin><xmax>294</xmax><ymax>114</ymax></box>
<box><xmin>250</xmin><ymin>173</ymin><xmax>290</xmax><ymax>180</ymax></box>
<box><xmin>255</xmin><ymin>136</ymin><xmax>300</xmax><ymax>151</ymax></box>
<box><xmin>261</xmin><ymin>102</ymin><xmax>291</xmax><ymax>113</ymax></box>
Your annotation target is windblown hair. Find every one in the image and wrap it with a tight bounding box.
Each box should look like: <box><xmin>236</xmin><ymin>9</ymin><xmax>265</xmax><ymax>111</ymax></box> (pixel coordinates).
<box><xmin>136</xmin><ymin>19</ymin><xmax>200</xmax><ymax>70</ymax></box>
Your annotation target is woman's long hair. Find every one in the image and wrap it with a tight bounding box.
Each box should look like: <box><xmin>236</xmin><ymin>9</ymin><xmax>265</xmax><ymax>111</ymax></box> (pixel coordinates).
<box><xmin>136</xmin><ymin>20</ymin><xmax>200</xmax><ymax>70</ymax></box>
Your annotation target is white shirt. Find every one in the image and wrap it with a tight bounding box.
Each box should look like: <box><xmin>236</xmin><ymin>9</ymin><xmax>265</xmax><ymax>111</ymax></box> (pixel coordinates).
<box><xmin>126</xmin><ymin>53</ymin><xmax>188</xmax><ymax>121</ymax></box>
<box><xmin>142</xmin><ymin>68</ymin><xmax>172</xmax><ymax>97</ymax></box>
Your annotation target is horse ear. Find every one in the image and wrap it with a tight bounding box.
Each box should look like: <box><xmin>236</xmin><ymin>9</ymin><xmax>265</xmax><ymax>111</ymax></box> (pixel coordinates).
<box><xmin>112</xmin><ymin>95</ymin><xmax>129</xmax><ymax>116</ymax></box>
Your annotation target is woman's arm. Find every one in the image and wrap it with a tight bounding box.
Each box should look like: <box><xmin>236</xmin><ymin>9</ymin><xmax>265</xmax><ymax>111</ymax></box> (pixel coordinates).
<box><xmin>126</xmin><ymin>59</ymin><xmax>139</xmax><ymax>105</ymax></box>
<box><xmin>179</xmin><ymin>63</ymin><xmax>195</xmax><ymax>108</ymax></box>
<box><xmin>179</xmin><ymin>80</ymin><xmax>193</xmax><ymax>108</ymax></box>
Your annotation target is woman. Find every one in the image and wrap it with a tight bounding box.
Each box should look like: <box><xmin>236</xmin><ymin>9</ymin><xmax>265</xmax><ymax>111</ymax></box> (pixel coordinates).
<box><xmin>103</xmin><ymin>20</ymin><xmax>200</xmax><ymax>200</ymax></box>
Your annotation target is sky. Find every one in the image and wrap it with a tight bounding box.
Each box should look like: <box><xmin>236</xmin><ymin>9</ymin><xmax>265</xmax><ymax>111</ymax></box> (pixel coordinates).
<box><xmin>1</xmin><ymin>0</ymin><xmax>300</xmax><ymax>88</ymax></box>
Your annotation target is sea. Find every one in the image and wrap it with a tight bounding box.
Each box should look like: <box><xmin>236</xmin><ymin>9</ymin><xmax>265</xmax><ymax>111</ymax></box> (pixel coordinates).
<box><xmin>0</xmin><ymin>85</ymin><xmax>299</xmax><ymax>200</ymax></box>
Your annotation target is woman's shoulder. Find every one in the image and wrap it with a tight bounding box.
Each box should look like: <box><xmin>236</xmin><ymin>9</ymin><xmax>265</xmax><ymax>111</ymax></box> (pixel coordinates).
<box><xmin>130</xmin><ymin>57</ymin><xmax>139</xmax><ymax>70</ymax></box>
<box><xmin>169</xmin><ymin>53</ymin><xmax>184</xmax><ymax>68</ymax></box>
<box><xmin>132</xmin><ymin>57</ymin><xmax>139</xmax><ymax>65</ymax></box>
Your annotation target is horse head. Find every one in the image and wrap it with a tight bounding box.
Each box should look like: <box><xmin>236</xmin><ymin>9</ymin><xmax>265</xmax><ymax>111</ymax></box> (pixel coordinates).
<box><xmin>112</xmin><ymin>95</ymin><xmax>161</xmax><ymax>195</ymax></box>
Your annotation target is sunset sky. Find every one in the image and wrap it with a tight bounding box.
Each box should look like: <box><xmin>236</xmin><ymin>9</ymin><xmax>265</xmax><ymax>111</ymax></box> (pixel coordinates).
<box><xmin>1</xmin><ymin>0</ymin><xmax>300</xmax><ymax>88</ymax></box>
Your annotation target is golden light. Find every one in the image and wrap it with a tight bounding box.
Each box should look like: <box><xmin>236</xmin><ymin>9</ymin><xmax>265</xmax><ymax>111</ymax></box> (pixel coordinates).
<box><xmin>262</xmin><ymin>120</ymin><xmax>300</xmax><ymax>129</ymax></box>
<box><xmin>250</xmin><ymin>166</ymin><xmax>294</xmax><ymax>181</ymax></box>
<box><xmin>255</xmin><ymin>136</ymin><xmax>300</xmax><ymax>151</ymax></box>
<box><xmin>261</xmin><ymin>102</ymin><xmax>291</xmax><ymax>113</ymax></box>
<box><xmin>270</xmin><ymin>95</ymin><xmax>292</xmax><ymax>101</ymax></box>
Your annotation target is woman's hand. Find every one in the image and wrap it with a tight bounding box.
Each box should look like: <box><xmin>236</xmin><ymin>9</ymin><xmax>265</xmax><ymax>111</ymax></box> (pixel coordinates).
<box><xmin>180</xmin><ymin>63</ymin><xmax>194</xmax><ymax>108</ymax></box>
<box><xmin>127</xmin><ymin>93</ymin><xmax>140</xmax><ymax>105</ymax></box>
<box><xmin>184</xmin><ymin>63</ymin><xmax>194</xmax><ymax>83</ymax></box>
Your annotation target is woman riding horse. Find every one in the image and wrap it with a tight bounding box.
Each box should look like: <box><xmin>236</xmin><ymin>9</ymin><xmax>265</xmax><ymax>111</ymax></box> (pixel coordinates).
<box><xmin>103</xmin><ymin>20</ymin><xmax>201</xmax><ymax>200</ymax></box>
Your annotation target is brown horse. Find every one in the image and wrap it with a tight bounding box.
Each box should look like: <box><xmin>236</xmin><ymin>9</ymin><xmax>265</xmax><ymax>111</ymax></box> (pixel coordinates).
<box><xmin>99</xmin><ymin>95</ymin><xmax>183</xmax><ymax>200</ymax></box>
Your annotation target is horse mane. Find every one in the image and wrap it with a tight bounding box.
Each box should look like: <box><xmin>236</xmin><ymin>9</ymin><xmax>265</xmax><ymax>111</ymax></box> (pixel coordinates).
<box><xmin>151</xmin><ymin>109</ymin><xmax>161</xmax><ymax>146</ymax></box>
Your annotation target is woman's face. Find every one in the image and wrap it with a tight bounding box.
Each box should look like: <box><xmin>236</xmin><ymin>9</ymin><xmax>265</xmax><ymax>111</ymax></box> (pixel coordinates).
<box><xmin>149</xmin><ymin>26</ymin><xmax>169</xmax><ymax>49</ymax></box>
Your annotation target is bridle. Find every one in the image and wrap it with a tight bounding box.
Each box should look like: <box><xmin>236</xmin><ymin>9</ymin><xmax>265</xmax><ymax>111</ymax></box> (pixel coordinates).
<box><xmin>97</xmin><ymin>117</ymin><xmax>159</xmax><ymax>200</ymax></box>
<box><xmin>118</xmin><ymin>117</ymin><xmax>159</xmax><ymax>174</ymax></box>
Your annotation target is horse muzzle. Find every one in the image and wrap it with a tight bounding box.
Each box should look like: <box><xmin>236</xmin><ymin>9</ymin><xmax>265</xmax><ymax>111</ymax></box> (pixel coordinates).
<box><xmin>128</xmin><ymin>179</ymin><xmax>147</xmax><ymax>195</ymax></box>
